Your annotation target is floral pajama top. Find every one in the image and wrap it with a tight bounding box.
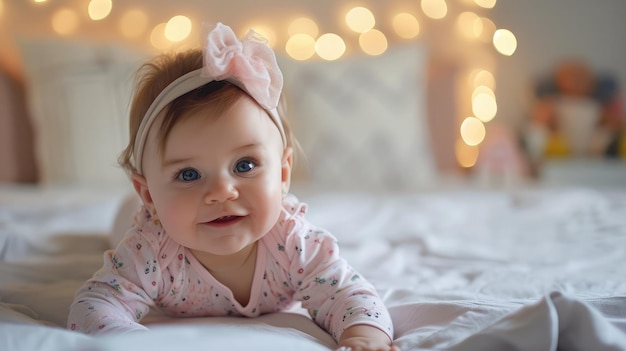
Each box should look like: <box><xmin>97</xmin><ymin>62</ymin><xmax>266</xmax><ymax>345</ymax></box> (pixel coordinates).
<box><xmin>67</xmin><ymin>195</ymin><xmax>393</xmax><ymax>342</ymax></box>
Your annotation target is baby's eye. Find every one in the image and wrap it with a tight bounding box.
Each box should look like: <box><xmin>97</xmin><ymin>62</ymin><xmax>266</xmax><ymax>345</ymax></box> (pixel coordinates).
<box><xmin>176</xmin><ymin>168</ymin><xmax>200</xmax><ymax>181</ymax></box>
<box><xmin>234</xmin><ymin>159</ymin><xmax>255</xmax><ymax>173</ymax></box>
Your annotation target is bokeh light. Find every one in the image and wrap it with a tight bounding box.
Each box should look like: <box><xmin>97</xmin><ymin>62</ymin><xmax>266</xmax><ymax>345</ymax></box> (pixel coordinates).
<box><xmin>493</xmin><ymin>28</ymin><xmax>517</xmax><ymax>56</ymax></box>
<box><xmin>286</xmin><ymin>33</ymin><xmax>316</xmax><ymax>61</ymax></box>
<box><xmin>88</xmin><ymin>0</ymin><xmax>112</xmax><ymax>21</ymax></box>
<box><xmin>288</xmin><ymin>17</ymin><xmax>319</xmax><ymax>37</ymax></box>
<box><xmin>345</xmin><ymin>7</ymin><xmax>375</xmax><ymax>33</ymax></box>
<box><xmin>51</xmin><ymin>8</ymin><xmax>79</xmax><ymax>35</ymax></box>
<box><xmin>315</xmin><ymin>33</ymin><xmax>346</xmax><ymax>61</ymax></box>
<box><xmin>392</xmin><ymin>12</ymin><xmax>420</xmax><ymax>39</ymax></box>
<box><xmin>359</xmin><ymin>29</ymin><xmax>387</xmax><ymax>56</ymax></box>
<box><xmin>472</xmin><ymin>69</ymin><xmax>496</xmax><ymax>90</ymax></box>
<box><xmin>460</xmin><ymin>116</ymin><xmax>486</xmax><ymax>146</ymax></box>
<box><xmin>119</xmin><ymin>9</ymin><xmax>149</xmax><ymax>39</ymax></box>
<box><xmin>478</xmin><ymin>17</ymin><xmax>496</xmax><ymax>43</ymax></box>
<box><xmin>474</xmin><ymin>0</ymin><xmax>497</xmax><ymax>9</ymax></box>
<box><xmin>456</xmin><ymin>138</ymin><xmax>479</xmax><ymax>168</ymax></box>
<box><xmin>472</xmin><ymin>89</ymin><xmax>497</xmax><ymax>122</ymax></box>
<box><xmin>456</xmin><ymin>12</ymin><xmax>482</xmax><ymax>39</ymax></box>
<box><xmin>164</xmin><ymin>15</ymin><xmax>192</xmax><ymax>42</ymax></box>
<box><xmin>421</xmin><ymin>0</ymin><xmax>448</xmax><ymax>20</ymax></box>
<box><xmin>150</xmin><ymin>23</ymin><xmax>171</xmax><ymax>50</ymax></box>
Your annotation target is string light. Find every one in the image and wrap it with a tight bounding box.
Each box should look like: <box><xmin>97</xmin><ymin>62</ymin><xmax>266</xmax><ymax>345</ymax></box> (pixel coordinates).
<box><xmin>345</xmin><ymin>7</ymin><xmax>375</xmax><ymax>33</ymax></box>
<box><xmin>456</xmin><ymin>139</ymin><xmax>479</xmax><ymax>168</ymax></box>
<box><xmin>286</xmin><ymin>33</ymin><xmax>316</xmax><ymax>60</ymax></box>
<box><xmin>473</xmin><ymin>0</ymin><xmax>497</xmax><ymax>9</ymax></box>
<box><xmin>460</xmin><ymin>116</ymin><xmax>486</xmax><ymax>146</ymax></box>
<box><xmin>150</xmin><ymin>23</ymin><xmax>170</xmax><ymax>50</ymax></box>
<box><xmin>51</xmin><ymin>8</ymin><xmax>79</xmax><ymax>35</ymax></box>
<box><xmin>164</xmin><ymin>15</ymin><xmax>192</xmax><ymax>42</ymax></box>
<box><xmin>315</xmin><ymin>33</ymin><xmax>346</xmax><ymax>61</ymax></box>
<box><xmin>88</xmin><ymin>0</ymin><xmax>112</xmax><ymax>21</ymax></box>
<box><xmin>421</xmin><ymin>0</ymin><xmax>448</xmax><ymax>20</ymax></box>
<box><xmin>359</xmin><ymin>29</ymin><xmax>387</xmax><ymax>56</ymax></box>
<box><xmin>456</xmin><ymin>12</ymin><xmax>482</xmax><ymax>39</ymax></box>
<box><xmin>288</xmin><ymin>17</ymin><xmax>319</xmax><ymax>37</ymax></box>
<box><xmin>392</xmin><ymin>13</ymin><xmax>420</xmax><ymax>39</ymax></box>
<box><xmin>493</xmin><ymin>28</ymin><xmax>517</xmax><ymax>56</ymax></box>
<box><xmin>472</xmin><ymin>70</ymin><xmax>496</xmax><ymax>90</ymax></box>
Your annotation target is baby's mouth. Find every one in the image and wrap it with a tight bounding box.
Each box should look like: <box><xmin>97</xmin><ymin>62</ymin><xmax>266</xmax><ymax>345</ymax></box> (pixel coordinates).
<box><xmin>210</xmin><ymin>215</ymin><xmax>242</xmax><ymax>224</ymax></box>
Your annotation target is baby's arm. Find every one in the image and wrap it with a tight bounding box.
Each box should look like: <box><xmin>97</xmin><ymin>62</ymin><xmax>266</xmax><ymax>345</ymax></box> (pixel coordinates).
<box><xmin>283</xmin><ymin>224</ymin><xmax>395</xmax><ymax>349</ymax></box>
<box><xmin>338</xmin><ymin>324</ymin><xmax>400</xmax><ymax>351</ymax></box>
<box><xmin>68</xmin><ymin>230</ymin><xmax>158</xmax><ymax>334</ymax></box>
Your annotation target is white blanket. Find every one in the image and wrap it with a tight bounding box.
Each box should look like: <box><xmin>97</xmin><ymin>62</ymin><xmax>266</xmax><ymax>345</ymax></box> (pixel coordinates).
<box><xmin>1</xmin><ymin>184</ymin><xmax>625</xmax><ymax>350</ymax></box>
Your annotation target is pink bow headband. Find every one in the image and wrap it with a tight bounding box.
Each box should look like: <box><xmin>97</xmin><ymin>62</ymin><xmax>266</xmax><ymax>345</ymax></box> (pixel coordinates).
<box><xmin>133</xmin><ymin>22</ymin><xmax>286</xmax><ymax>174</ymax></box>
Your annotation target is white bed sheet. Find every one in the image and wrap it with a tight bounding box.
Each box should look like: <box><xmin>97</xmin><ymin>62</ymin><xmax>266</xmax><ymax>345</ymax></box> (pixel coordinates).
<box><xmin>1</xmin><ymin>183</ymin><xmax>625</xmax><ymax>350</ymax></box>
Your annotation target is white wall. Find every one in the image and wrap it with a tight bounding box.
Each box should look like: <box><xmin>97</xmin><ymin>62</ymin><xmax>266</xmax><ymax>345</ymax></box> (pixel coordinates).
<box><xmin>491</xmin><ymin>0</ymin><xmax>626</xmax><ymax>131</ymax></box>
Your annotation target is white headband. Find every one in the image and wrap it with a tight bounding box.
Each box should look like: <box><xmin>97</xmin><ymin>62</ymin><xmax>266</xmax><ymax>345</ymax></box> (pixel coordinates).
<box><xmin>132</xmin><ymin>23</ymin><xmax>286</xmax><ymax>174</ymax></box>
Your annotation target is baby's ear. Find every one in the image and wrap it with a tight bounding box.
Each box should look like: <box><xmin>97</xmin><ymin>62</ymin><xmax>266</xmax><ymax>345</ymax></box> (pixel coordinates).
<box><xmin>281</xmin><ymin>147</ymin><xmax>293</xmax><ymax>193</ymax></box>
<box><xmin>131</xmin><ymin>173</ymin><xmax>154</xmax><ymax>210</ymax></box>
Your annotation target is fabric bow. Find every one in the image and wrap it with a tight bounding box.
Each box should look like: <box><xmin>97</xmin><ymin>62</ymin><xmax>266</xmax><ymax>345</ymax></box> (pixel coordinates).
<box><xmin>203</xmin><ymin>23</ymin><xmax>283</xmax><ymax>110</ymax></box>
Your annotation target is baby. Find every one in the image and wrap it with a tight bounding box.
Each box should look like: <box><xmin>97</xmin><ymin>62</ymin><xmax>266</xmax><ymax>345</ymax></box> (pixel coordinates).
<box><xmin>68</xmin><ymin>23</ymin><xmax>398</xmax><ymax>351</ymax></box>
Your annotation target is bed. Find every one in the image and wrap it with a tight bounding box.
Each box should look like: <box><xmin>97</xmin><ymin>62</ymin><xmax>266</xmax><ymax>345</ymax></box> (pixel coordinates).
<box><xmin>1</xmin><ymin>37</ymin><xmax>626</xmax><ymax>351</ymax></box>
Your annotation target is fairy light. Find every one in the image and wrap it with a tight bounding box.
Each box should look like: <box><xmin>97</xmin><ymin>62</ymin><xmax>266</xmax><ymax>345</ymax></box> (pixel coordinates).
<box><xmin>150</xmin><ymin>23</ymin><xmax>171</xmax><ymax>50</ymax></box>
<box><xmin>474</xmin><ymin>0</ymin><xmax>497</xmax><ymax>9</ymax></box>
<box><xmin>493</xmin><ymin>28</ymin><xmax>517</xmax><ymax>56</ymax></box>
<box><xmin>88</xmin><ymin>0</ymin><xmax>112</xmax><ymax>21</ymax></box>
<box><xmin>392</xmin><ymin>13</ymin><xmax>420</xmax><ymax>39</ymax></box>
<box><xmin>460</xmin><ymin>116</ymin><xmax>486</xmax><ymax>146</ymax></box>
<box><xmin>456</xmin><ymin>139</ymin><xmax>479</xmax><ymax>168</ymax></box>
<box><xmin>164</xmin><ymin>15</ymin><xmax>192</xmax><ymax>42</ymax></box>
<box><xmin>286</xmin><ymin>33</ymin><xmax>316</xmax><ymax>60</ymax></box>
<box><xmin>359</xmin><ymin>29</ymin><xmax>387</xmax><ymax>56</ymax></box>
<box><xmin>315</xmin><ymin>33</ymin><xmax>346</xmax><ymax>61</ymax></box>
<box><xmin>345</xmin><ymin>7</ymin><xmax>375</xmax><ymax>33</ymax></box>
<box><xmin>421</xmin><ymin>0</ymin><xmax>448</xmax><ymax>20</ymax></box>
<box><xmin>51</xmin><ymin>8</ymin><xmax>79</xmax><ymax>35</ymax></box>
<box><xmin>456</xmin><ymin>12</ymin><xmax>482</xmax><ymax>39</ymax></box>
<box><xmin>472</xmin><ymin>70</ymin><xmax>496</xmax><ymax>90</ymax></box>
<box><xmin>472</xmin><ymin>90</ymin><xmax>497</xmax><ymax>122</ymax></box>
<box><xmin>288</xmin><ymin>17</ymin><xmax>319</xmax><ymax>37</ymax></box>
<box><xmin>478</xmin><ymin>17</ymin><xmax>496</xmax><ymax>43</ymax></box>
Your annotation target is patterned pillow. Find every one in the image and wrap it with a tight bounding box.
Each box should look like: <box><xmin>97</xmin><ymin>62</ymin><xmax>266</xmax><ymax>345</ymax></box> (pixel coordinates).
<box><xmin>279</xmin><ymin>45</ymin><xmax>436</xmax><ymax>192</ymax></box>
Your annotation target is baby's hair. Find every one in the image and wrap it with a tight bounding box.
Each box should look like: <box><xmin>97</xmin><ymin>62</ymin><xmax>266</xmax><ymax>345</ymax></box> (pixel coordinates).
<box><xmin>118</xmin><ymin>49</ymin><xmax>298</xmax><ymax>174</ymax></box>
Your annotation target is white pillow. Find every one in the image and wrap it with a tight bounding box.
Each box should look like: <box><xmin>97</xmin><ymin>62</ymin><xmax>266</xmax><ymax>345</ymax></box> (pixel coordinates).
<box><xmin>17</xmin><ymin>38</ymin><xmax>148</xmax><ymax>185</ymax></box>
<box><xmin>278</xmin><ymin>45</ymin><xmax>436</xmax><ymax>192</ymax></box>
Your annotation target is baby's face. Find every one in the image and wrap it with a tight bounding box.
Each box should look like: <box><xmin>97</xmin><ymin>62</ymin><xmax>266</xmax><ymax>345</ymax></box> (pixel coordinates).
<box><xmin>141</xmin><ymin>95</ymin><xmax>291</xmax><ymax>258</ymax></box>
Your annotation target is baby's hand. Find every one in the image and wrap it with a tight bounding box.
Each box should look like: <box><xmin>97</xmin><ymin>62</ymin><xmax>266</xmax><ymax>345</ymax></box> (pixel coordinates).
<box><xmin>337</xmin><ymin>325</ymin><xmax>401</xmax><ymax>351</ymax></box>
